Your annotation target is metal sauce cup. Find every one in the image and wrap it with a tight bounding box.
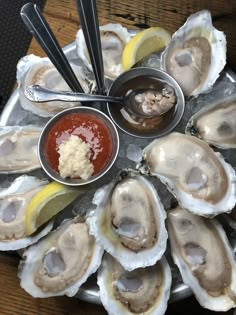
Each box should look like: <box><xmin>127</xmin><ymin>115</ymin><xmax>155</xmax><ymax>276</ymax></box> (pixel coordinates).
<box><xmin>38</xmin><ymin>107</ymin><xmax>119</xmax><ymax>186</ymax></box>
<box><xmin>107</xmin><ymin>67</ymin><xmax>185</xmax><ymax>138</ymax></box>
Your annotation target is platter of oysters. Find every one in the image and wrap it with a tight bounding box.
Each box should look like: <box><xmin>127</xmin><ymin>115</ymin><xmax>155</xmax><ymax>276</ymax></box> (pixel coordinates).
<box><xmin>1</xmin><ymin>9</ymin><xmax>236</xmax><ymax>315</ymax></box>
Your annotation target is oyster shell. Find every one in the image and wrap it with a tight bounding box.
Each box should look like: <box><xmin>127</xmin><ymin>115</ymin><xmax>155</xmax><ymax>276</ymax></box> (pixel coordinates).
<box><xmin>76</xmin><ymin>23</ymin><xmax>131</xmax><ymax>79</ymax></box>
<box><xmin>98</xmin><ymin>253</ymin><xmax>171</xmax><ymax>315</ymax></box>
<box><xmin>0</xmin><ymin>175</ymin><xmax>53</xmax><ymax>251</ymax></box>
<box><xmin>167</xmin><ymin>206</ymin><xmax>236</xmax><ymax>311</ymax></box>
<box><xmin>87</xmin><ymin>170</ymin><xmax>168</xmax><ymax>271</ymax></box>
<box><xmin>186</xmin><ymin>94</ymin><xmax>236</xmax><ymax>149</ymax></box>
<box><xmin>17</xmin><ymin>54</ymin><xmax>90</xmax><ymax>117</ymax></box>
<box><xmin>139</xmin><ymin>133</ymin><xmax>236</xmax><ymax>217</ymax></box>
<box><xmin>161</xmin><ymin>10</ymin><xmax>226</xmax><ymax>96</ymax></box>
<box><xmin>19</xmin><ymin>218</ymin><xmax>103</xmax><ymax>297</ymax></box>
<box><xmin>0</xmin><ymin>126</ymin><xmax>42</xmax><ymax>173</ymax></box>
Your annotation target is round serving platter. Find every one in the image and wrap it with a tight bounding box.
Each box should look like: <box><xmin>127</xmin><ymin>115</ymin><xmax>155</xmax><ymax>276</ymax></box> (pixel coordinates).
<box><xmin>1</xmin><ymin>39</ymin><xmax>236</xmax><ymax>306</ymax></box>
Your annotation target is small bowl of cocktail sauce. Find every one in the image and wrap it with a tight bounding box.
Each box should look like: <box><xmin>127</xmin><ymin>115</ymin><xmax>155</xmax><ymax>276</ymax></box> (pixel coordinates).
<box><xmin>38</xmin><ymin>107</ymin><xmax>119</xmax><ymax>186</ymax></box>
<box><xmin>107</xmin><ymin>67</ymin><xmax>185</xmax><ymax>138</ymax></box>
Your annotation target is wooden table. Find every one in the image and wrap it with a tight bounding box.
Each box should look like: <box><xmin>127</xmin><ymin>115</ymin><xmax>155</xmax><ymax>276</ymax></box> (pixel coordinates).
<box><xmin>1</xmin><ymin>0</ymin><xmax>236</xmax><ymax>314</ymax></box>
<box><xmin>28</xmin><ymin>0</ymin><xmax>236</xmax><ymax>69</ymax></box>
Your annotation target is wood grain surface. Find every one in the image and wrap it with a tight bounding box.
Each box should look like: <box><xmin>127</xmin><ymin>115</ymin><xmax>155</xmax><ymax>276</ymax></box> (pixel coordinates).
<box><xmin>2</xmin><ymin>0</ymin><xmax>236</xmax><ymax>314</ymax></box>
<box><xmin>28</xmin><ymin>0</ymin><xmax>236</xmax><ymax>70</ymax></box>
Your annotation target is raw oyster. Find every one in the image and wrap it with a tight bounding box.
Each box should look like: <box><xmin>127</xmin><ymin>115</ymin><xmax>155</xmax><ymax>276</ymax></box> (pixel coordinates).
<box><xmin>167</xmin><ymin>206</ymin><xmax>236</xmax><ymax>311</ymax></box>
<box><xmin>87</xmin><ymin>170</ymin><xmax>168</xmax><ymax>271</ymax></box>
<box><xmin>161</xmin><ymin>11</ymin><xmax>226</xmax><ymax>96</ymax></box>
<box><xmin>76</xmin><ymin>23</ymin><xmax>131</xmax><ymax>79</ymax></box>
<box><xmin>139</xmin><ymin>133</ymin><xmax>236</xmax><ymax>217</ymax></box>
<box><xmin>98</xmin><ymin>253</ymin><xmax>171</xmax><ymax>315</ymax></box>
<box><xmin>186</xmin><ymin>94</ymin><xmax>236</xmax><ymax>149</ymax></box>
<box><xmin>0</xmin><ymin>126</ymin><xmax>42</xmax><ymax>173</ymax></box>
<box><xmin>19</xmin><ymin>218</ymin><xmax>103</xmax><ymax>297</ymax></box>
<box><xmin>17</xmin><ymin>54</ymin><xmax>90</xmax><ymax>117</ymax></box>
<box><xmin>0</xmin><ymin>175</ymin><xmax>53</xmax><ymax>251</ymax></box>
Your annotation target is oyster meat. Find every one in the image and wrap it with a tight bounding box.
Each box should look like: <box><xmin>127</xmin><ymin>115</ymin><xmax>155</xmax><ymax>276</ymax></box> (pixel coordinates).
<box><xmin>98</xmin><ymin>253</ymin><xmax>172</xmax><ymax>315</ymax></box>
<box><xmin>76</xmin><ymin>23</ymin><xmax>131</xmax><ymax>79</ymax></box>
<box><xmin>167</xmin><ymin>206</ymin><xmax>236</xmax><ymax>311</ymax></box>
<box><xmin>139</xmin><ymin>133</ymin><xmax>236</xmax><ymax>217</ymax></box>
<box><xmin>0</xmin><ymin>126</ymin><xmax>42</xmax><ymax>173</ymax></box>
<box><xmin>0</xmin><ymin>175</ymin><xmax>52</xmax><ymax>251</ymax></box>
<box><xmin>87</xmin><ymin>170</ymin><xmax>168</xmax><ymax>271</ymax></box>
<box><xmin>17</xmin><ymin>54</ymin><xmax>90</xmax><ymax>117</ymax></box>
<box><xmin>186</xmin><ymin>94</ymin><xmax>236</xmax><ymax>149</ymax></box>
<box><xmin>161</xmin><ymin>10</ymin><xmax>226</xmax><ymax>96</ymax></box>
<box><xmin>19</xmin><ymin>218</ymin><xmax>103</xmax><ymax>297</ymax></box>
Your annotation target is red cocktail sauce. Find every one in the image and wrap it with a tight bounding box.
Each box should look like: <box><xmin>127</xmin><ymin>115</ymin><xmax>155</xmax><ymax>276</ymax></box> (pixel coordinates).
<box><xmin>44</xmin><ymin>113</ymin><xmax>113</xmax><ymax>177</ymax></box>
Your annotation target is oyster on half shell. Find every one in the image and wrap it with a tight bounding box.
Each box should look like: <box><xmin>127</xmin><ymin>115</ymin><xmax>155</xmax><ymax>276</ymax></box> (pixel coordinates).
<box><xmin>139</xmin><ymin>133</ymin><xmax>236</xmax><ymax>217</ymax></box>
<box><xmin>161</xmin><ymin>10</ymin><xmax>226</xmax><ymax>96</ymax></box>
<box><xmin>0</xmin><ymin>126</ymin><xmax>42</xmax><ymax>173</ymax></box>
<box><xmin>76</xmin><ymin>23</ymin><xmax>131</xmax><ymax>79</ymax></box>
<box><xmin>19</xmin><ymin>218</ymin><xmax>103</xmax><ymax>298</ymax></box>
<box><xmin>87</xmin><ymin>170</ymin><xmax>168</xmax><ymax>271</ymax></box>
<box><xmin>167</xmin><ymin>206</ymin><xmax>236</xmax><ymax>311</ymax></box>
<box><xmin>98</xmin><ymin>253</ymin><xmax>172</xmax><ymax>315</ymax></box>
<box><xmin>186</xmin><ymin>94</ymin><xmax>236</xmax><ymax>149</ymax></box>
<box><xmin>17</xmin><ymin>54</ymin><xmax>90</xmax><ymax>117</ymax></box>
<box><xmin>0</xmin><ymin>175</ymin><xmax>53</xmax><ymax>251</ymax></box>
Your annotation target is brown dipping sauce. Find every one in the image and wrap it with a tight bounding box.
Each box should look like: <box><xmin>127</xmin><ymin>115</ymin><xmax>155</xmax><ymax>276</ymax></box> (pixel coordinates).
<box><xmin>44</xmin><ymin>113</ymin><xmax>113</xmax><ymax>175</ymax></box>
<box><xmin>108</xmin><ymin>76</ymin><xmax>178</xmax><ymax>137</ymax></box>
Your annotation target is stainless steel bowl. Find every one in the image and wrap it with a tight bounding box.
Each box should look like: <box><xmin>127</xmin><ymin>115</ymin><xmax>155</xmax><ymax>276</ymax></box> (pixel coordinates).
<box><xmin>107</xmin><ymin>67</ymin><xmax>185</xmax><ymax>138</ymax></box>
<box><xmin>38</xmin><ymin>107</ymin><xmax>119</xmax><ymax>186</ymax></box>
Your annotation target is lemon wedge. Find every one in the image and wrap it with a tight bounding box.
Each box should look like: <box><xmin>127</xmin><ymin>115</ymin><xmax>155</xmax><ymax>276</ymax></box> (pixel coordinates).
<box><xmin>122</xmin><ymin>27</ymin><xmax>171</xmax><ymax>71</ymax></box>
<box><xmin>25</xmin><ymin>181</ymin><xmax>86</xmax><ymax>235</ymax></box>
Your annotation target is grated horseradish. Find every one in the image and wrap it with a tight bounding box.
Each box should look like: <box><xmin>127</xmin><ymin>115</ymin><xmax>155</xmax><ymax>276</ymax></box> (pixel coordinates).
<box><xmin>58</xmin><ymin>135</ymin><xmax>94</xmax><ymax>179</ymax></box>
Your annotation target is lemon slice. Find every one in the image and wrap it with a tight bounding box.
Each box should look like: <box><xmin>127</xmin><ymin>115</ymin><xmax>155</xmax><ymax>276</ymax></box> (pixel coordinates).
<box><xmin>25</xmin><ymin>181</ymin><xmax>86</xmax><ymax>235</ymax></box>
<box><xmin>122</xmin><ymin>27</ymin><xmax>171</xmax><ymax>71</ymax></box>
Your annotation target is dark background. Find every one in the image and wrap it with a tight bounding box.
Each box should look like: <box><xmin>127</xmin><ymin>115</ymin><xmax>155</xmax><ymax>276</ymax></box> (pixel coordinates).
<box><xmin>0</xmin><ymin>0</ymin><xmax>45</xmax><ymax>112</ymax></box>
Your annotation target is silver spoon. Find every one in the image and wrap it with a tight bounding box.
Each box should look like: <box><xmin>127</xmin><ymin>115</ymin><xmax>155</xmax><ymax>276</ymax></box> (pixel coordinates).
<box><xmin>20</xmin><ymin>3</ymin><xmax>84</xmax><ymax>93</ymax></box>
<box><xmin>75</xmin><ymin>0</ymin><xmax>105</xmax><ymax>94</ymax></box>
<box><xmin>25</xmin><ymin>85</ymin><xmax>177</xmax><ymax>118</ymax></box>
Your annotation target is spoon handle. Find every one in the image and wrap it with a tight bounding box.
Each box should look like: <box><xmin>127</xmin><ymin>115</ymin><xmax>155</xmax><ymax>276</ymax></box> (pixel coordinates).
<box><xmin>25</xmin><ymin>85</ymin><xmax>123</xmax><ymax>104</ymax></box>
<box><xmin>75</xmin><ymin>0</ymin><xmax>105</xmax><ymax>94</ymax></box>
<box><xmin>20</xmin><ymin>3</ymin><xmax>84</xmax><ymax>93</ymax></box>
